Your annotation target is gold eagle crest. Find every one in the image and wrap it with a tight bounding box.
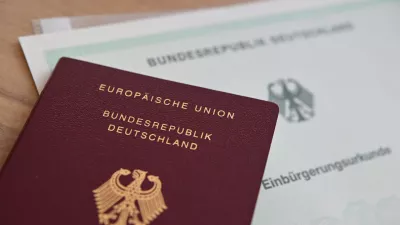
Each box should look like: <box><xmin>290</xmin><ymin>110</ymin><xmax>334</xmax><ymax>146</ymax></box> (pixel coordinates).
<box><xmin>93</xmin><ymin>169</ymin><xmax>167</xmax><ymax>225</ymax></box>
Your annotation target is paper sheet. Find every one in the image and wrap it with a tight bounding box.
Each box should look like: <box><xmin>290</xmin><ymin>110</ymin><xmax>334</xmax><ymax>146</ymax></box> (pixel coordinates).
<box><xmin>20</xmin><ymin>0</ymin><xmax>400</xmax><ymax>224</ymax></box>
<box><xmin>31</xmin><ymin>0</ymin><xmax>264</xmax><ymax>34</ymax></box>
<box><xmin>32</xmin><ymin>12</ymin><xmax>176</xmax><ymax>34</ymax></box>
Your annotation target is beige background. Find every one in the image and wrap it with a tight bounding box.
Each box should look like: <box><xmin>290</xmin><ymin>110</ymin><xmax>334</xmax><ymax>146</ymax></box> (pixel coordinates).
<box><xmin>0</xmin><ymin>0</ymin><xmax>253</xmax><ymax>169</ymax></box>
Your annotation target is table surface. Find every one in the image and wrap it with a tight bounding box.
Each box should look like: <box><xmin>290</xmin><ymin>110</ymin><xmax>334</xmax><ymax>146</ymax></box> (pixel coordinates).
<box><xmin>0</xmin><ymin>0</ymin><xmax>253</xmax><ymax>169</ymax></box>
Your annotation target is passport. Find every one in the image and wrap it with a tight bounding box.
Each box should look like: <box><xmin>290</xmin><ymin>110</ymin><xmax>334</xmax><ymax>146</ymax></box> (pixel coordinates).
<box><xmin>0</xmin><ymin>58</ymin><xmax>278</xmax><ymax>225</ymax></box>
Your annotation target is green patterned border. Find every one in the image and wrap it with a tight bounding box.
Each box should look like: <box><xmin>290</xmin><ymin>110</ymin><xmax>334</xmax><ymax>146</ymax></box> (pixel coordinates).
<box><xmin>45</xmin><ymin>0</ymin><xmax>396</xmax><ymax>68</ymax></box>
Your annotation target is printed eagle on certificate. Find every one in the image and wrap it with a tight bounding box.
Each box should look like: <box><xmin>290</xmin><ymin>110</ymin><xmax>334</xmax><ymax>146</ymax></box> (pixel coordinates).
<box><xmin>93</xmin><ymin>169</ymin><xmax>167</xmax><ymax>225</ymax></box>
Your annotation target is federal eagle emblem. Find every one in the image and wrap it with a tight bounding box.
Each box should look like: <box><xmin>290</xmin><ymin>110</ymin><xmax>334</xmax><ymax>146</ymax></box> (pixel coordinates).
<box><xmin>93</xmin><ymin>168</ymin><xmax>167</xmax><ymax>225</ymax></box>
<box><xmin>268</xmin><ymin>78</ymin><xmax>314</xmax><ymax>123</ymax></box>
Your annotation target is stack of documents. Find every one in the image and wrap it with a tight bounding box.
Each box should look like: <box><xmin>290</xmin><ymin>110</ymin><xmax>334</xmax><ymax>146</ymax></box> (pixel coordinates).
<box><xmin>19</xmin><ymin>0</ymin><xmax>400</xmax><ymax>224</ymax></box>
<box><xmin>32</xmin><ymin>12</ymin><xmax>178</xmax><ymax>34</ymax></box>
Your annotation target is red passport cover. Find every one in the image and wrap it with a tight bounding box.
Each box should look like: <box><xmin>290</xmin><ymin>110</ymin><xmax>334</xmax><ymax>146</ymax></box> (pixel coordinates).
<box><xmin>0</xmin><ymin>58</ymin><xmax>278</xmax><ymax>225</ymax></box>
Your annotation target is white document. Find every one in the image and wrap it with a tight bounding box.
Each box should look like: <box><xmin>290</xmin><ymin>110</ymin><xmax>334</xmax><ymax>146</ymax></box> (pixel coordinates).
<box><xmin>31</xmin><ymin>0</ymin><xmax>266</xmax><ymax>34</ymax></box>
<box><xmin>32</xmin><ymin>12</ymin><xmax>178</xmax><ymax>34</ymax></box>
<box><xmin>20</xmin><ymin>0</ymin><xmax>400</xmax><ymax>224</ymax></box>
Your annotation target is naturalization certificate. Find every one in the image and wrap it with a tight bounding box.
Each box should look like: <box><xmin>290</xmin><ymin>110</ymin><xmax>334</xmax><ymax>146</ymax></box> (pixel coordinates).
<box><xmin>20</xmin><ymin>0</ymin><xmax>400</xmax><ymax>224</ymax></box>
